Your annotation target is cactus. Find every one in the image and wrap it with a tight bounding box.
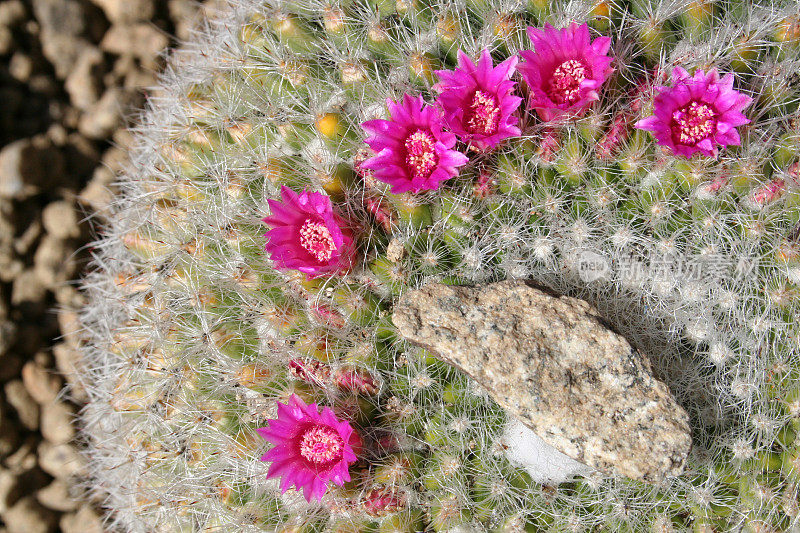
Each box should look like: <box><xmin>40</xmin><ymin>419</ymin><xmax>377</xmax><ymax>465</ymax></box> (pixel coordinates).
<box><xmin>77</xmin><ymin>0</ymin><xmax>800</xmax><ymax>531</ymax></box>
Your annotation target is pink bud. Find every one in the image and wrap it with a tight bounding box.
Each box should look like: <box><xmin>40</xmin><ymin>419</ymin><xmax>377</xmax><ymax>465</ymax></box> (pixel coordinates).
<box><xmin>751</xmin><ymin>178</ymin><xmax>786</xmax><ymax>206</ymax></box>
<box><xmin>335</xmin><ymin>367</ymin><xmax>380</xmax><ymax>396</ymax></box>
<box><xmin>311</xmin><ymin>304</ymin><xmax>346</xmax><ymax>328</ymax></box>
<box><xmin>597</xmin><ymin>113</ymin><xmax>631</xmax><ymax>160</ymax></box>
<box><xmin>473</xmin><ymin>167</ymin><xmax>497</xmax><ymax>198</ymax></box>
<box><xmin>363</xmin><ymin>487</ymin><xmax>406</xmax><ymax>517</ymax></box>
<box><xmin>363</xmin><ymin>196</ymin><xmax>396</xmax><ymax>233</ymax></box>
<box><xmin>538</xmin><ymin>127</ymin><xmax>561</xmax><ymax>163</ymax></box>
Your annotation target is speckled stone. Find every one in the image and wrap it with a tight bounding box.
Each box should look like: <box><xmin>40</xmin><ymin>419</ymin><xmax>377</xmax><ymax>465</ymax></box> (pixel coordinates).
<box><xmin>392</xmin><ymin>280</ymin><xmax>691</xmax><ymax>483</ymax></box>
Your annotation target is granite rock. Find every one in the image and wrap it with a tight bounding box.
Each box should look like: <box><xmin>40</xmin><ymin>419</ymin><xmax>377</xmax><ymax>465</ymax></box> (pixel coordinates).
<box><xmin>31</xmin><ymin>0</ymin><xmax>102</xmax><ymax>79</ymax></box>
<box><xmin>34</xmin><ymin>234</ymin><xmax>78</xmax><ymax>289</ymax></box>
<box><xmin>53</xmin><ymin>342</ymin><xmax>87</xmax><ymax>403</ymax></box>
<box><xmin>31</xmin><ymin>0</ymin><xmax>91</xmax><ymax>37</ymax></box>
<box><xmin>5</xmin><ymin>437</ymin><xmax>41</xmax><ymax>473</ymax></box>
<box><xmin>392</xmin><ymin>280</ymin><xmax>692</xmax><ymax>483</ymax></box>
<box><xmin>0</xmin><ymin>407</ymin><xmax>19</xmax><ymax>457</ymax></box>
<box><xmin>39</xmin><ymin>32</ymin><xmax>92</xmax><ymax>80</ymax></box>
<box><xmin>0</xmin><ymin>25</ymin><xmax>11</xmax><ymax>54</ymax></box>
<box><xmin>8</xmin><ymin>53</ymin><xmax>34</xmax><ymax>83</ymax></box>
<box><xmin>11</xmin><ymin>269</ymin><xmax>48</xmax><ymax>307</ymax></box>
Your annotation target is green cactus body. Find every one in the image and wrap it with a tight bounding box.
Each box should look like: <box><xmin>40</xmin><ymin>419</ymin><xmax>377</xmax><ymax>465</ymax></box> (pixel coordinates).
<box><xmin>78</xmin><ymin>0</ymin><xmax>800</xmax><ymax>531</ymax></box>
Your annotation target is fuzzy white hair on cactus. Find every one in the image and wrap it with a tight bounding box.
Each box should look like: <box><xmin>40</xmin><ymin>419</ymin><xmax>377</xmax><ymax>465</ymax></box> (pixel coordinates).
<box><xmin>76</xmin><ymin>0</ymin><xmax>800</xmax><ymax>530</ymax></box>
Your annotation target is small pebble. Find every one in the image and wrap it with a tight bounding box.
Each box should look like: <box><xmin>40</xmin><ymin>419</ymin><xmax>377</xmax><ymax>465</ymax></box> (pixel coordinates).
<box><xmin>4</xmin><ymin>381</ymin><xmax>39</xmax><ymax>431</ymax></box>
<box><xmin>22</xmin><ymin>360</ymin><xmax>62</xmax><ymax>405</ymax></box>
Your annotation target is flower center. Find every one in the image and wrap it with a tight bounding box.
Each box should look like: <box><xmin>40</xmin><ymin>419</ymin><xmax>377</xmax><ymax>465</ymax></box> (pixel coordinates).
<box><xmin>299</xmin><ymin>219</ymin><xmax>336</xmax><ymax>262</ymax></box>
<box><xmin>671</xmin><ymin>101</ymin><xmax>717</xmax><ymax>146</ymax></box>
<box><xmin>299</xmin><ymin>425</ymin><xmax>344</xmax><ymax>465</ymax></box>
<box><xmin>547</xmin><ymin>59</ymin><xmax>588</xmax><ymax>105</ymax></box>
<box><xmin>466</xmin><ymin>90</ymin><xmax>501</xmax><ymax>136</ymax></box>
<box><xmin>404</xmin><ymin>129</ymin><xmax>437</xmax><ymax>179</ymax></box>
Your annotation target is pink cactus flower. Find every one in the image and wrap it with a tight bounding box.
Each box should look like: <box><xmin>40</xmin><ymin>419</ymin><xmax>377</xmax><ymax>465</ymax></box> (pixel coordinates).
<box><xmin>635</xmin><ymin>67</ymin><xmax>753</xmax><ymax>158</ymax></box>
<box><xmin>257</xmin><ymin>394</ymin><xmax>361</xmax><ymax>502</ymax></box>
<box><xmin>361</xmin><ymin>94</ymin><xmax>469</xmax><ymax>194</ymax></box>
<box><xmin>518</xmin><ymin>22</ymin><xmax>614</xmax><ymax>121</ymax></box>
<box><xmin>433</xmin><ymin>49</ymin><xmax>522</xmax><ymax>150</ymax></box>
<box><xmin>262</xmin><ymin>186</ymin><xmax>355</xmax><ymax>279</ymax></box>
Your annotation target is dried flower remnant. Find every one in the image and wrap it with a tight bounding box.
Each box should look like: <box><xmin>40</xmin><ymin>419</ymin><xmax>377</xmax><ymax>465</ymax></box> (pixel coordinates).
<box><xmin>263</xmin><ymin>186</ymin><xmax>356</xmax><ymax>279</ymax></box>
<box><xmin>434</xmin><ymin>49</ymin><xmax>522</xmax><ymax>150</ymax></box>
<box><xmin>635</xmin><ymin>67</ymin><xmax>752</xmax><ymax>158</ymax></box>
<box><xmin>361</xmin><ymin>94</ymin><xmax>469</xmax><ymax>193</ymax></box>
<box><xmin>257</xmin><ymin>394</ymin><xmax>361</xmax><ymax>501</ymax></box>
<box><xmin>518</xmin><ymin>22</ymin><xmax>613</xmax><ymax>121</ymax></box>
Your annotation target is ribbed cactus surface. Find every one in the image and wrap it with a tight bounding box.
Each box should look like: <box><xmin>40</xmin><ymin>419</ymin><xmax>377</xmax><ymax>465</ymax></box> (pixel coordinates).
<box><xmin>78</xmin><ymin>0</ymin><xmax>800</xmax><ymax>531</ymax></box>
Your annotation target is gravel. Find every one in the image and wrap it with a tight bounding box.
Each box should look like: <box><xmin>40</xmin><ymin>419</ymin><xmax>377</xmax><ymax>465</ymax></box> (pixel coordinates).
<box><xmin>4</xmin><ymin>496</ymin><xmax>57</xmax><ymax>533</ymax></box>
<box><xmin>21</xmin><ymin>361</ymin><xmax>61</xmax><ymax>405</ymax></box>
<box><xmin>37</xmin><ymin>442</ymin><xmax>84</xmax><ymax>480</ymax></box>
<box><xmin>0</xmin><ymin>0</ymin><xmax>221</xmax><ymax>529</ymax></box>
<box><xmin>3</xmin><ymin>381</ymin><xmax>38</xmax><ymax>431</ymax></box>
<box><xmin>59</xmin><ymin>504</ymin><xmax>102</xmax><ymax>533</ymax></box>
<box><xmin>36</xmin><ymin>480</ymin><xmax>76</xmax><ymax>513</ymax></box>
<box><xmin>0</xmin><ymin>139</ymin><xmax>62</xmax><ymax>200</ymax></box>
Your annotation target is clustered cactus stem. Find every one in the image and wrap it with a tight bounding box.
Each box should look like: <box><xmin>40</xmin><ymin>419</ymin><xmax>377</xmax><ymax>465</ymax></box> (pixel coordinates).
<box><xmin>77</xmin><ymin>0</ymin><xmax>800</xmax><ymax>531</ymax></box>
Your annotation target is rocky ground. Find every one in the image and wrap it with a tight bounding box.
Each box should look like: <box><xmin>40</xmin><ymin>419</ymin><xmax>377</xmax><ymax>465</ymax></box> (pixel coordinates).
<box><xmin>0</xmin><ymin>0</ymin><xmax>218</xmax><ymax>531</ymax></box>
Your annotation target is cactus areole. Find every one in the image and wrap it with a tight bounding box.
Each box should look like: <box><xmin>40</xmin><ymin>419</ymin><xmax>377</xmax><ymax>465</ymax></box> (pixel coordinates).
<box><xmin>79</xmin><ymin>0</ymin><xmax>800</xmax><ymax>531</ymax></box>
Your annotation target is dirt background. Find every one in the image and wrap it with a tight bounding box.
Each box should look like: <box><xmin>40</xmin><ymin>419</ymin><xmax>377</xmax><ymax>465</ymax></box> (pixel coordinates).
<box><xmin>0</xmin><ymin>0</ymin><xmax>221</xmax><ymax>530</ymax></box>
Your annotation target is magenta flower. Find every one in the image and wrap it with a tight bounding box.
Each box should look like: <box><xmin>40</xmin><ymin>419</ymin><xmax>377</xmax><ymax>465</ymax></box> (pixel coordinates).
<box><xmin>634</xmin><ymin>67</ymin><xmax>752</xmax><ymax>158</ymax></box>
<box><xmin>263</xmin><ymin>186</ymin><xmax>355</xmax><ymax>279</ymax></box>
<box><xmin>257</xmin><ymin>394</ymin><xmax>361</xmax><ymax>502</ymax></box>
<box><xmin>433</xmin><ymin>49</ymin><xmax>522</xmax><ymax>151</ymax></box>
<box><xmin>518</xmin><ymin>22</ymin><xmax>613</xmax><ymax>121</ymax></box>
<box><xmin>361</xmin><ymin>94</ymin><xmax>469</xmax><ymax>194</ymax></box>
